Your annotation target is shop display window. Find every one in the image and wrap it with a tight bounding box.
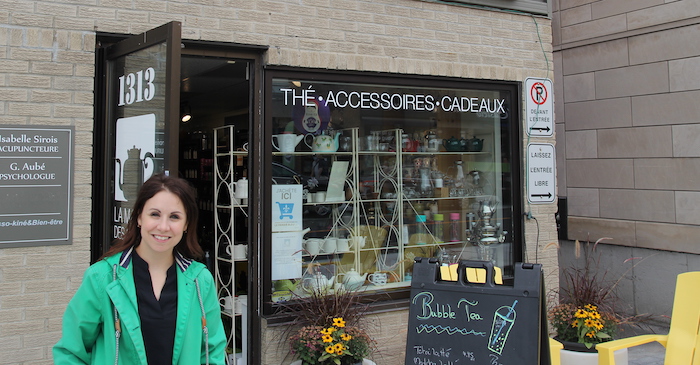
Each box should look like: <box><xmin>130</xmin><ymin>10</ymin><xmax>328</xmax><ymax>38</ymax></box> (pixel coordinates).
<box><xmin>264</xmin><ymin>71</ymin><xmax>522</xmax><ymax>305</ymax></box>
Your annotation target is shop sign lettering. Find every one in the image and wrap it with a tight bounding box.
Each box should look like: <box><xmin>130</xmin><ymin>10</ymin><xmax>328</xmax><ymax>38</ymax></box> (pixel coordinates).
<box><xmin>279</xmin><ymin>87</ymin><xmax>506</xmax><ymax>114</ymax></box>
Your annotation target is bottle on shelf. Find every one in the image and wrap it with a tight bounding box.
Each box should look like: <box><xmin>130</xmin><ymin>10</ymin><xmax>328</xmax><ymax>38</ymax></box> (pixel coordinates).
<box><xmin>432</xmin><ymin>213</ymin><xmax>444</xmax><ymax>243</ymax></box>
<box><xmin>449</xmin><ymin>212</ymin><xmax>461</xmax><ymax>242</ymax></box>
<box><xmin>415</xmin><ymin>214</ymin><xmax>428</xmax><ymax>245</ymax></box>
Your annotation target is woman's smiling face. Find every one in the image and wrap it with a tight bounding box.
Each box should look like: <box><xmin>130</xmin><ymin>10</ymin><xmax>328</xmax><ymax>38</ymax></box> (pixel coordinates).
<box><xmin>136</xmin><ymin>190</ymin><xmax>188</xmax><ymax>257</ymax></box>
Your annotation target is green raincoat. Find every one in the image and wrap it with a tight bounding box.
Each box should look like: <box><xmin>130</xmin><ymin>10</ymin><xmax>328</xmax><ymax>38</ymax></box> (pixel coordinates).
<box><xmin>53</xmin><ymin>248</ymin><xmax>226</xmax><ymax>364</ymax></box>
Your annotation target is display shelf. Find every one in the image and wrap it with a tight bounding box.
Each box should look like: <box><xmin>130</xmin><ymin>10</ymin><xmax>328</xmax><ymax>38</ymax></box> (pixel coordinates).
<box><xmin>270</xmin><ymin>126</ymin><xmax>507</xmax><ymax>297</ymax></box>
<box><xmin>214</xmin><ymin>125</ymin><xmax>248</xmax><ymax>365</ymax></box>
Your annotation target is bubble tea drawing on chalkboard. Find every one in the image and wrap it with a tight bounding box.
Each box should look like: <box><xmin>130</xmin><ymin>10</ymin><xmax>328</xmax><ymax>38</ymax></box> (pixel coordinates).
<box><xmin>488</xmin><ymin>300</ymin><xmax>517</xmax><ymax>355</ymax></box>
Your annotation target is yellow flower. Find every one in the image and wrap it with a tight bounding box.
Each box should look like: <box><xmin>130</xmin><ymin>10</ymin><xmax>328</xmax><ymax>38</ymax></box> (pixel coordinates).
<box><xmin>320</xmin><ymin>328</ymin><xmax>332</xmax><ymax>335</ymax></box>
<box><xmin>340</xmin><ymin>333</ymin><xmax>352</xmax><ymax>341</ymax></box>
<box><xmin>334</xmin><ymin>343</ymin><xmax>346</xmax><ymax>355</ymax></box>
<box><xmin>586</xmin><ymin>331</ymin><xmax>595</xmax><ymax>338</ymax></box>
<box><xmin>322</xmin><ymin>334</ymin><xmax>333</xmax><ymax>343</ymax></box>
<box><xmin>325</xmin><ymin>345</ymin><xmax>335</xmax><ymax>354</ymax></box>
<box><xmin>584</xmin><ymin>319</ymin><xmax>596</xmax><ymax>328</ymax></box>
<box><xmin>574</xmin><ymin>309</ymin><xmax>587</xmax><ymax>318</ymax></box>
<box><xmin>333</xmin><ymin>317</ymin><xmax>346</xmax><ymax>328</ymax></box>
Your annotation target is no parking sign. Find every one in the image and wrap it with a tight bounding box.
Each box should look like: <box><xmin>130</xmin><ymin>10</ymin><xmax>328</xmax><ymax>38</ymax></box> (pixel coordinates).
<box><xmin>525</xmin><ymin>78</ymin><xmax>553</xmax><ymax>136</ymax></box>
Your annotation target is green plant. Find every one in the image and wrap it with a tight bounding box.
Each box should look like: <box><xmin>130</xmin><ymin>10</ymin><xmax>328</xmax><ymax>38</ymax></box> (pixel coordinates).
<box><xmin>289</xmin><ymin>317</ymin><xmax>373</xmax><ymax>365</ymax></box>
<box><xmin>276</xmin><ymin>268</ymin><xmax>377</xmax><ymax>365</ymax></box>
<box><xmin>549</xmin><ymin>302</ymin><xmax>618</xmax><ymax>348</ymax></box>
<box><xmin>549</xmin><ymin>237</ymin><xmax>649</xmax><ymax>348</ymax></box>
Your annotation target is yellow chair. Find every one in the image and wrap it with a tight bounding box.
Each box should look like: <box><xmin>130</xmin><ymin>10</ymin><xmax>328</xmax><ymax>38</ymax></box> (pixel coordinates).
<box><xmin>596</xmin><ymin>271</ymin><xmax>700</xmax><ymax>365</ymax></box>
<box><xmin>549</xmin><ymin>337</ymin><xmax>562</xmax><ymax>365</ymax></box>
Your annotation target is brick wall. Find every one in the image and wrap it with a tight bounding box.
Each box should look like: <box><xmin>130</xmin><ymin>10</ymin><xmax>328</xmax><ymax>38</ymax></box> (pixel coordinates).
<box><xmin>0</xmin><ymin>1</ymin><xmax>554</xmax><ymax>363</ymax></box>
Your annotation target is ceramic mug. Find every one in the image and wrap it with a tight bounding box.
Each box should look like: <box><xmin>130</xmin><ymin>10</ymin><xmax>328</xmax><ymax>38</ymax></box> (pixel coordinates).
<box><xmin>231</xmin><ymin>244</ymin><xmax>247</xmax><ymax>260</ymax></box>
<box><xmin>336</xmin><ymin>238</ymin><xmax>350</xmax><ymax>252</ymax></box>
<box><xmin>312</xmin><ymin>191</ymin><xmax>326</xmax><ymax>203</ymax></box>
<box><xmin>219</xmin><ymin>296</ymin><xmax>233</xmax><ymax>311</ymax></box>
<box><xmin>321</xmin><ymin>238</ymin><xmax>337</xmax><ymax>253</ymax></box>
<box><xmin>368</xmin><ymin>272</ymin><xmax>388</xmax><ymax>285</ymax></box>
<box><xmin>235</xmin><ymin>295</ymin><xmax>247</xmax><ymax>315</ymax></box>
<box><xmin>304</xmin><ymin>238</ymin><xmax>322</xmax><ymax>255</ymax></box>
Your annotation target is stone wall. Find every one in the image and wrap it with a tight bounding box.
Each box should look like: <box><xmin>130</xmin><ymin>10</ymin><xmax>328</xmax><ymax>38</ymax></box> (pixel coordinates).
<box><xmin>552</xmin><ymin>0</ymin><xmax>700</xmax><ymax>254</ymax></box>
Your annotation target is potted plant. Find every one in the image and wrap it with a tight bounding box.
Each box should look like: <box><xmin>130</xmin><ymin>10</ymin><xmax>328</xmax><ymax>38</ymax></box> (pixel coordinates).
<box><xmin>549</xmin><ymin>238</ymin><xmax>649</xmax><ymax>365</ymax></box>
<box><xmin>278</xmin><ymin>264</ymin><xmax>378</xmax><ymax>365</ymax></box>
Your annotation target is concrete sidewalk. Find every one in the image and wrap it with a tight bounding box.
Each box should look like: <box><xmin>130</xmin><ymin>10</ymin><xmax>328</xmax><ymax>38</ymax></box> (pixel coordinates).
<box><xmin>628</xmin><ymin>341</ymin><xmax>666</xmax><ymax>365</ymax></box>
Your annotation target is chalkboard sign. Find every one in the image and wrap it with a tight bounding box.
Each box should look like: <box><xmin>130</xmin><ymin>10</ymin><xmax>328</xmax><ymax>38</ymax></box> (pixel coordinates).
<box><xmin>405</xmin><ymin>259</ymin><xmax>551</xmax><ymax>365</ymax></box>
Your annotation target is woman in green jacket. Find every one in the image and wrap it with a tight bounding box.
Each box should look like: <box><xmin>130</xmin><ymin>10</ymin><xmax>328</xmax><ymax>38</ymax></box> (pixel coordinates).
<box><xmin>54</xmin><ymin>174</ymin><xmax>226</xmax><ymax>365</ymax></box>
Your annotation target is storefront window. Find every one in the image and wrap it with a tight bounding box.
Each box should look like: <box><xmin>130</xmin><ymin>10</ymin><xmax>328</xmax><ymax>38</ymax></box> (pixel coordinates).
<box><xmin>265</xmin><ymin>72</ymin><xmax>522</xmax><ymax>304</ymax></box>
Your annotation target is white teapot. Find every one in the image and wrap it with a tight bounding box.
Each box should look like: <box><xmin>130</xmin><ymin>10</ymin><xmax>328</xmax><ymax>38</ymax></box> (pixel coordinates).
<box><xmin>272</xmin><ymin>133</ymin><xmax>304</xmax><ymax>153</ymax></box>
<box><xmin>338</xmin><ymin>268</ymin><xmax>367</xmax><ymax>291</ymax></box>
<box><xmin>231</xmin><ymin>177</ymin><xmax>248</xmax><ymax>201</ymax></box>
<box><xmin>301</xmin><ymin>272</ymin><xmax>335</xmax><ymax>293</ymax></box>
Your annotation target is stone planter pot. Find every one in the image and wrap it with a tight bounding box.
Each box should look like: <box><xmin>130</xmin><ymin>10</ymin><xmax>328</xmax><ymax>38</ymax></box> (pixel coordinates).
<box><xmin>558</xmin><ymin>339</ymin><xmax>628</xmax><ymax>365</ymax></box>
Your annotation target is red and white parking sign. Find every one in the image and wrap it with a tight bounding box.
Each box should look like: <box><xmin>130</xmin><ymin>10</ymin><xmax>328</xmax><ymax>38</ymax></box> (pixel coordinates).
<box><xmin>525</xmin><ymin>77</ymin><xmax>553</xmax><ymax>136</ymax></box>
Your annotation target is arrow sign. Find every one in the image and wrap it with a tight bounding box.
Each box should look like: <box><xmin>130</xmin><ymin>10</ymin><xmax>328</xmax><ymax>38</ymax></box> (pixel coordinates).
<box><xmin>527</xmin><ymin>143</ymin><xmax>556</xmax><ymax>204</ymax></box>
<box><xmin>525</xmin><ymin>77</ymin><xmax>553</xmax><ymax>136</ymax></box>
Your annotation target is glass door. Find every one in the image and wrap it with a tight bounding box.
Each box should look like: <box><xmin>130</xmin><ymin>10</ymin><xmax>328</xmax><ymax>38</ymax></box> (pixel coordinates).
<box><xmin>94</xmin><ymin>21</ymin><xmax>181</xmax><ymax>256</ymax></box>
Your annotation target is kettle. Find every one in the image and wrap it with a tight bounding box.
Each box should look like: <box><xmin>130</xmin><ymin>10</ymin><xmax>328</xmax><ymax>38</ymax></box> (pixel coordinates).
<box><xmin>338</xmin><ymin>268</ymin><xmax>368</xmax><ymax>291</ymax></box>
<box><xmin>305</xmin><ymin>130</ymin><xmax>340</xmax><ymax>152</ymax></box>
<box><xmin>301</xmin><ymin>270</ymin><xmax>336</xmax><ymax>293</ymax></box>
<box><xmin>232</xmin><ymin>177</ymin><xmax>248</xmax><ymax>201</ymax></box>
<box><xmin>442</xmin><ymin>136</ymin><xmax>462</xmax><ymax>151</ymax></box>
<box><xmin>468</xmin><ymin>136</ymin><xmax>484</xmax><ymax>152</ymax></box>
<box><xmin>272</xmin><ymin>133</ymin><xmax>304</xmax><ymax>153</ymax></box>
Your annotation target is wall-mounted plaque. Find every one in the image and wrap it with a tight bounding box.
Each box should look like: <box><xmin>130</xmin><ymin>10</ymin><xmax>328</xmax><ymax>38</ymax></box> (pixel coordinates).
<box><xmin>0</xmin><ymin>126</ymin><xmax>74</xmax><ymax>247</ymax></box>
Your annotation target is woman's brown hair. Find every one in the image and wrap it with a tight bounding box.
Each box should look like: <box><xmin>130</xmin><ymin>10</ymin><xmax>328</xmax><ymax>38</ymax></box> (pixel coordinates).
<box><xmin>102</xmin><ymin>173</ymin><xmax>203</xmax><ymax>260</ymax></box>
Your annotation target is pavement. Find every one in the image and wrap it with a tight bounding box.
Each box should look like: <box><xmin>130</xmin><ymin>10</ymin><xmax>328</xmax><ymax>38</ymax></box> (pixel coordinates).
<box><xmin>618</xmin><ymin>323</ymin><xmax>668</xmax><ymax>365</ymax></box>
<box><xmin>627</xmin><ymin>341</ymin><xmax>666</xmax><ymax>365</ymax></box>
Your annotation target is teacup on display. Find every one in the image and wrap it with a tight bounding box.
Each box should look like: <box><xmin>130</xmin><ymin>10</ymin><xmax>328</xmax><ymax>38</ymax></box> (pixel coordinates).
<box><xmin>219</xmin><ymin>296</ymin><xmax>234</xmax><ymax>311</ymax></box>
<box><xmin>321</xmin><ymin>238</ymin><xmax>337</xmax><ymax>253</ymax></box>
<box><xmin>303</xmin><ymin>238</ymin><xmax>322</xmax><ymax>256</ymax></box>
<box><xmin>368</xmin><ymin>272</ymin><xmax>388</xmax><ymax>285</ymax></box>
<box><xmin>336</xmin><ymin>238</ymin><xmax>350</xmax><ymax>252</ymax></box>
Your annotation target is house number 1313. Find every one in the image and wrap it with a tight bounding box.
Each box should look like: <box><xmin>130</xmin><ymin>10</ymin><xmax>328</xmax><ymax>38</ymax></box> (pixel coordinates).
<box><xmin>117</xmin><ymin>67</ymin><xmax>156</xmax><ymax>106</ymax></box>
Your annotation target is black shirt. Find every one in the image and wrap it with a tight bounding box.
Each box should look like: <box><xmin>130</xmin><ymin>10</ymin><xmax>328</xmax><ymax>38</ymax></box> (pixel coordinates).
<box><xmin>133</xmin><ymin>251</ymin><xmax>178</xmax><ymax>365</ymax></box>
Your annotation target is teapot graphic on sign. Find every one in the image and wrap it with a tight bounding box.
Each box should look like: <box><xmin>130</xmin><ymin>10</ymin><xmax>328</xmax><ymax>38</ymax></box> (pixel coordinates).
<box><xmin>115</xmin><ymin>146</ymin><xmax>154</xmax><ymax>201</ymax></box>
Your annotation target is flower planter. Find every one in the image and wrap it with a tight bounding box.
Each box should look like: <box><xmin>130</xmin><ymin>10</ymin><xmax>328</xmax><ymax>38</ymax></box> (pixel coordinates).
<box><xmin>290</xmin><ymin>359</ymin><xmax>376</xmax><ymax>365</ymax></box>
<box><xmin>558</xmin><ymin>340</ymin><xmax>628</xmax><ymax>365</ymax></box>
